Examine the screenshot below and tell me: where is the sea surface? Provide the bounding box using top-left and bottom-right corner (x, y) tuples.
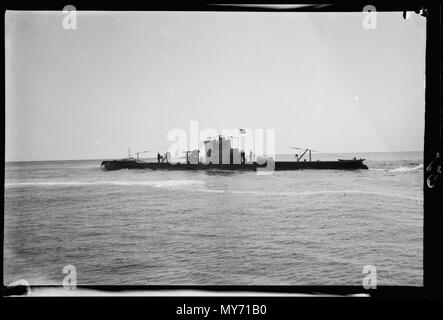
(4, 152), (423, 286)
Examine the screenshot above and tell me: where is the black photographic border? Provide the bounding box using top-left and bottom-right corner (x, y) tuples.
(1, 0), (441, 308)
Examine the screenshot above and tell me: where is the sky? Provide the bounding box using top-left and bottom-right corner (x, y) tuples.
(5, 11), (426, 161)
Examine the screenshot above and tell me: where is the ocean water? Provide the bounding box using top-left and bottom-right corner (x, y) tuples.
(4, 152), (423, 287)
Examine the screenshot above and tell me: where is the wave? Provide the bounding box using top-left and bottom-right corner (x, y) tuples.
(369, 164), (423, 172)
(195, 188), (423, 201)
(389, 164), (423, 172)
(5, 181), (422, 201)
(5, 180), (205, 188)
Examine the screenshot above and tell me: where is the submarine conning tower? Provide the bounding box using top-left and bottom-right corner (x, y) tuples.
(203, 135), (243, 165)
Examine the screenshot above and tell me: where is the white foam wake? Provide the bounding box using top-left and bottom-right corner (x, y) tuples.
(389, 164), (423, 172)
(370, 164), (423, 172)
(5, 180), (205, 188)
(195, 188), (423, 201)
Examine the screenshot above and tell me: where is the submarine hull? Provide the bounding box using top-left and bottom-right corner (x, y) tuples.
(274, 160), (368, 170)
(100, 159), (368, 171)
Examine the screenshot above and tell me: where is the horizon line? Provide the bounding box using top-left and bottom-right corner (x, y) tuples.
(4, 150), (424, 163)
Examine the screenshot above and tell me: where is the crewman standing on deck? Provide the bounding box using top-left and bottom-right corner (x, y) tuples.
(157, 152), (161, 163)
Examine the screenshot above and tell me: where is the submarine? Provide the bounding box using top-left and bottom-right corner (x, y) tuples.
(100, 135), (368, 171)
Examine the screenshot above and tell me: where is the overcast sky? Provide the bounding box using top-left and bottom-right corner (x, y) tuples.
(5, 11), (426, 161)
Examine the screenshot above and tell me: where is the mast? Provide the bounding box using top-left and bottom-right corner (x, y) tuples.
(219, 135), (222, 165)
(294, 147), (312, 162)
